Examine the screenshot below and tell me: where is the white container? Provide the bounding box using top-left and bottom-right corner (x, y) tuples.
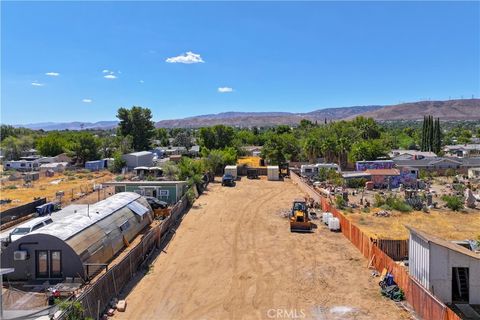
(224, 165), (238, 179)
(328, 217), (340, 231)
(267, 166), (280, 181)
(322, 212), (333, 225)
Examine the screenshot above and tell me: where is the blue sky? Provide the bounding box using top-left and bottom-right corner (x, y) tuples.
(2, 1), (479, 124)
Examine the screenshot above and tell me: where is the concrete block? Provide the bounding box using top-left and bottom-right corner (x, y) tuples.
(117, 300), (127, 312)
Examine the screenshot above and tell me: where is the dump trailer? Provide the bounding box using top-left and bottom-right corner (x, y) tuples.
(290, 199), (315, 232)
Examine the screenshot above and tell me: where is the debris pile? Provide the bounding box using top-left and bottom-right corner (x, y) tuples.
(375, 210), (391, 217)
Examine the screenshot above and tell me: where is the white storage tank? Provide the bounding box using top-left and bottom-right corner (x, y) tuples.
(224, 165), (238, 179)
(267, 166), (280, 181)
(328, 217), (340, 231)
(322, 212), (333, 225)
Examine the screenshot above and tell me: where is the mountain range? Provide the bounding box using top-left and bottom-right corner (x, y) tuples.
(13, 99), (480, 130)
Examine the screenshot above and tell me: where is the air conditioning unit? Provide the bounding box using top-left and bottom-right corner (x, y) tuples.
(14, 250), (28, 261)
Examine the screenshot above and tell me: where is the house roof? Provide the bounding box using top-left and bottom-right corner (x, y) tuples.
(444, 144), (480, 151)
(30, 192), (143, 241)
(341, 171), (372, 179)
(126, 151), (153, 157)
(407, 226), (480, 260)
(394, 157), (469, 168)
(365, 168), (400, 176)
(39, 162), (68, 168)
(102, 180), (187, 186)
(243, 145), (263, 152)
(390, 149), (437, 158)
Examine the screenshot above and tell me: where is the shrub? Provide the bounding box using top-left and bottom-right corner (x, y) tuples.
(335, 195), (347, 209)
(441, 195), (464, 211)
(346, 178), (367, 189)
(4, 185), (17, 190)
(385, 195), (412, 212)
(373, 193), (385, 207)
(361, 207), (370, 214)
(115, 175), (125, 181)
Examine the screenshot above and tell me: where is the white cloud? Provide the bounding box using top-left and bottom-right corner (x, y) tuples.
(82, 99), (93, 103)
(31, 81), (44, 87)
(218, 87), (233, 93)
(166, 51), (204, 64)
(139, 80), (144, 83)
(104, 74), (117, 79)
(45, 72), (60, 76)
(102, 69), (110, 73)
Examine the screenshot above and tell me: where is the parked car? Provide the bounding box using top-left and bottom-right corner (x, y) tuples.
(9, 216), (53, 242)
(222, 173), (236, 187)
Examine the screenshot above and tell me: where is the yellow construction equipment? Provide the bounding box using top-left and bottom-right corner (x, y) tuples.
(290, 199), (315, 232)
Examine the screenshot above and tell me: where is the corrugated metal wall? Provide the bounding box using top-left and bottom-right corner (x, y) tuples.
(409, 232), (430, 289)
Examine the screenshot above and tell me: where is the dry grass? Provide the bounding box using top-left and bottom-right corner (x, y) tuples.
(346, 208), (480, 240)
(0, 171), (114, 211)
(237, 156), (264, 167)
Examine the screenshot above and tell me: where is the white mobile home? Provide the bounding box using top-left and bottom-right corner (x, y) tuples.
(408, 227), (480, 305)
(3, 160), (39, 172)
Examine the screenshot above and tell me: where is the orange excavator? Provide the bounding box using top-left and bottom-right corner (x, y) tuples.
(290, 199), (315, 232)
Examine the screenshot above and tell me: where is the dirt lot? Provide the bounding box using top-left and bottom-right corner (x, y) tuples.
(346, 208), (480, 240)
(0, 171), (114, 211)
(326, 185), (480, 240)
(115, 178), (409, 320)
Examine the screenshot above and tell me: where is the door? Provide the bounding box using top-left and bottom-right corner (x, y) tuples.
(50, 251), (62, 278)
(35, 250), (62, 279)
(36, 251), (49, 278)
(452, 267), (469, 303)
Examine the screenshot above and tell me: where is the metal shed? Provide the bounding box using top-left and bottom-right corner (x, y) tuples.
(0, 192), (153, 281)
(408, 227), (480, 305)
(122, 151), (154, 170)
(224, 165), (238, 179)
(267, 166), (280, 181)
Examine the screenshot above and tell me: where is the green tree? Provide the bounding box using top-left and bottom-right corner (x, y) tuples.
(199, 125), (235, 150)
(1, 136), (34, 160)
(352, 116), (381, 140)
(36, 133), (67, 156)
(303, 135), (321, 163)
(202, 147), (237, 174)
(349, 139), (388, 162)
(111, 151), (126, 173)
(172, 131), (193, 148)
(99, 136), (116, 158)
(154, 128), (169, 146)
(69, 132), (99, 165)
(117, 106), (155, 151)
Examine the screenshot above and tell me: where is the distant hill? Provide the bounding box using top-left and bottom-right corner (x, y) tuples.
(13, 99), (480, 130)
(15, 121), (118, 131)
(155, 105), (383, 128)
(354, 99), (480, 121)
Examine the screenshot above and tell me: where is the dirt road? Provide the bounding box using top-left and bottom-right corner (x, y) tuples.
(116, 178), (409, 320)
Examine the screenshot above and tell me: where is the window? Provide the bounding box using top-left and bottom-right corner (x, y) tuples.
(120, 220), (130, 232)
(115, 186), (126, 193)
(20, 163), (26, 167)
(32, 223), (44, 231)
(50, 251), (62, 277)
(36, 251), (49, 278)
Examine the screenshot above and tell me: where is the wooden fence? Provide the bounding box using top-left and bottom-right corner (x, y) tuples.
(0, 197), (46, 224)
(58, 192), (191, 320)
(290, 171), (462, 320)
